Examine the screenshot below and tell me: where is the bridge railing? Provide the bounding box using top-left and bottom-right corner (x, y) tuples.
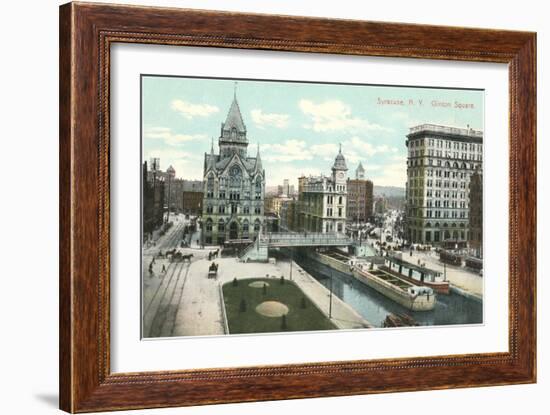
(260, 232), (351, 246)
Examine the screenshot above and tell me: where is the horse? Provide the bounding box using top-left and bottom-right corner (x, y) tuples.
(181, 253), (194, 262)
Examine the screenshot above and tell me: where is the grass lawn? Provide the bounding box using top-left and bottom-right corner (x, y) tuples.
(222, 277), (336, 334)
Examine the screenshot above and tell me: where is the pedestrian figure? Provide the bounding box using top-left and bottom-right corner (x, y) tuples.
(162, 264), (166, 273)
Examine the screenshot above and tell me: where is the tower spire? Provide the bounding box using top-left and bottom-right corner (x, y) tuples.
(255, 142), (263, 171)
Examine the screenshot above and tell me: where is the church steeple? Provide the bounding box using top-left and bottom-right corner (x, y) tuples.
(221, 83), (246, 139)
(219, 84), (248, 158)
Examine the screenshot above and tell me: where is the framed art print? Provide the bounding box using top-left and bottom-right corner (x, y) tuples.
(59, 2), (536, 412)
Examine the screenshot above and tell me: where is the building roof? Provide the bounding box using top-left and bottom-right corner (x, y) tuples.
(407, 124), (483, 143)
(332, 145), (348, 171)
(222, 96), (246, 135)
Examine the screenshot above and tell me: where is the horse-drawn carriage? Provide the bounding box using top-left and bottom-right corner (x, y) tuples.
(166, 249), (193, 263)
(208, 262), (218, 279)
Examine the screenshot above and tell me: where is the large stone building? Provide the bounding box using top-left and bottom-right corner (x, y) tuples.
(181, 180), (203, 216)
(142, 161), (165, 239)
(298, 147), (348, 233)
(468, 168), (483, 257)
(405, 124), (483, 245)
(346, 162), (374, 223)
(201, 91), (265, 245)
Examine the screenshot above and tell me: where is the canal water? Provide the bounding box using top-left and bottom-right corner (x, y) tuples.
(297, 256), (483, 328)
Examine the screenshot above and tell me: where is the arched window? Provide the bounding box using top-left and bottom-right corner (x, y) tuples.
(254, 219), (261, 232)
(231, 127), (237, 140)
(207, 174), (214, 190)
(255, 176), (262, 200)
(205, 218), (213, 232)
(218, 219), (225, 232)
(206, 174), (215, 198)
(242, 220), (249, 236)
(229, 165), (242, 188)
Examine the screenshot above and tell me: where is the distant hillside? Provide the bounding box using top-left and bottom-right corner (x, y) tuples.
(373, 185), (405, 198)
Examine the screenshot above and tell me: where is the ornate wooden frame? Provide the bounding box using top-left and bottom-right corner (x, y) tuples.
(59, 2), (536, 412)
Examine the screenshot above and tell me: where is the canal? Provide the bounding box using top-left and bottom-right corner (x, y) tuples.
(296, 255), (483, 328)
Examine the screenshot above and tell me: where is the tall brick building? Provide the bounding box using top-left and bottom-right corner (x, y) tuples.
(346, 162), (374, 223)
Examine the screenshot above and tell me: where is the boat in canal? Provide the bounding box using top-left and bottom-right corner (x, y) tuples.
(307, 250), (436, 311)
(382, 255), (450, 295)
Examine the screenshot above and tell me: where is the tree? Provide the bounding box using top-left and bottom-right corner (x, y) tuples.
(232, 277), (238, 287)
(280, 276), (285, 285)
(262, 283), (267, 295)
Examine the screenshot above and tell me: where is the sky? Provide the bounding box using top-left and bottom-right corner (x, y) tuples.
(142, 76), (484, 188)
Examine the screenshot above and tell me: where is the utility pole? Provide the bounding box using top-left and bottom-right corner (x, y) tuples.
(289, 248), (293, 281)
(166, 174), (171, 223)
(329, 268), (333, 319)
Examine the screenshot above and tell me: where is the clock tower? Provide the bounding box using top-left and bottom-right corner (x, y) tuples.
(332, 143), (348, 186)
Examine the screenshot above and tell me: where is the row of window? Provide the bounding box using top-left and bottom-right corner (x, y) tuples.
(205, 205), (262, 214)
(410, 138), (482, 152)
(411, 210), (468, 219)
(427, 200), (467, 208)
(204, 218), (261, 232)
(326, 195), (344, 205)
(410, 149), (482, 160)
(205, 191), (262, 200)
(409, 158), (482, 168)
(325, 207), (344, 218)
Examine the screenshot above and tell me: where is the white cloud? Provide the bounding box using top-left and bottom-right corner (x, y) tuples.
(260, 139), (313, 162)
(171, 99), (219, 119)
(309, 143), (340, 162)
(344, 136), (399, 158)
(299, 99), (390, 133)
(144, 148), (203, 180)
(144, 127), (206, 147)
(251, 109), (289, 129)
(370, 162), (407, 187)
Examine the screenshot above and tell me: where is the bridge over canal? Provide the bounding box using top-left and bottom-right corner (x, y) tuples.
(239, 231), (352, 262)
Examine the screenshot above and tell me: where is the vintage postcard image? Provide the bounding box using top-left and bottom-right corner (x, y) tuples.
(141, 76), (484, 338)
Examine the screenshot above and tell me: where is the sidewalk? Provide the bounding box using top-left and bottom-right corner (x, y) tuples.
(408, 250), (483, 297)
(168, 256), (372, 337)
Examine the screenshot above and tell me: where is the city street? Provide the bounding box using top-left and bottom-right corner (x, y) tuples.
(142, 217), (371, 337)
